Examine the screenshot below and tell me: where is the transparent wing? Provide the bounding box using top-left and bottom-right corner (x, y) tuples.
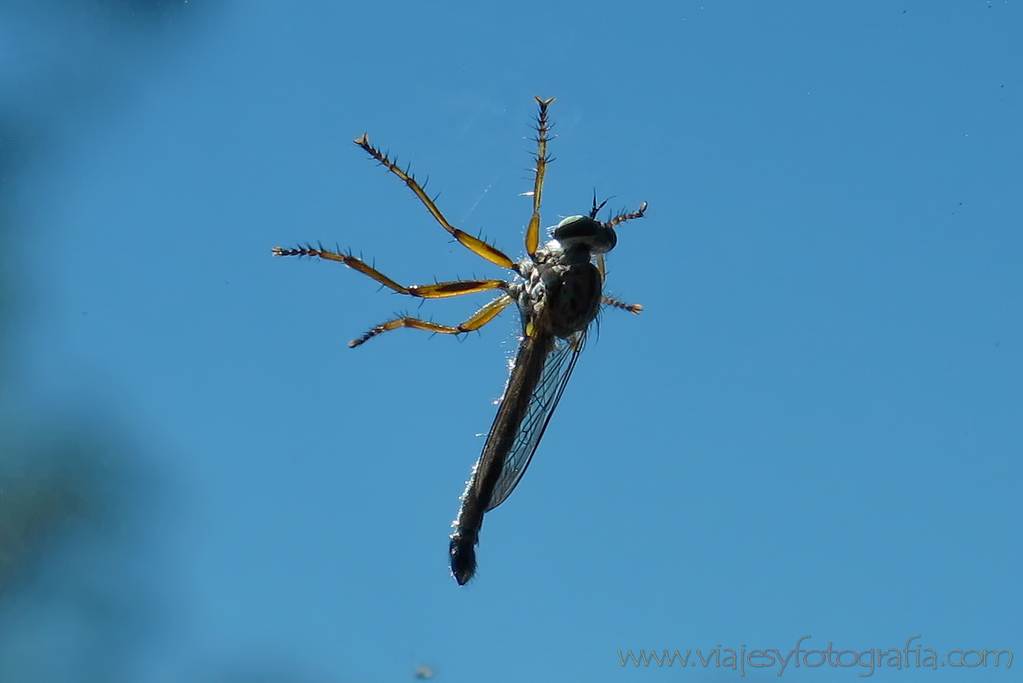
(485, 330), (586, 511)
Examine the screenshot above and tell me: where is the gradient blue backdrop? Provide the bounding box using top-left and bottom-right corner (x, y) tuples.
(6, 0), (1021, 680)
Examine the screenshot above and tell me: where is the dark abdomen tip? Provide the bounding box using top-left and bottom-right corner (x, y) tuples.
(449, 535), (477, 585)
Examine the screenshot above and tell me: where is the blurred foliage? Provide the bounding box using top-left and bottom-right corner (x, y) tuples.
(0, 0), (214, 681)
(0, 445), (91, 596)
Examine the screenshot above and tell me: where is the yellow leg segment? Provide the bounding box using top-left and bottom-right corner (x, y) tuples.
(353, 134), (515, 270)
(525, 96), (555, 257)
(272, 245), (507, 298)
(351, 294), (515, 347)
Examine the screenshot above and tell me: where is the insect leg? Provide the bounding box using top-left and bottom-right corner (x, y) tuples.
(606, 201), (648, 229)
(272, 245), (506, 299)
(602, 296), (643, 314)
(351, 293), (515, 347)
(524, 96), (555, 258)
(353, 134), (516, 270)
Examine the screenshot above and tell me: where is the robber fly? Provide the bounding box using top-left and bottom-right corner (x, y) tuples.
(273, 97), (646, 584)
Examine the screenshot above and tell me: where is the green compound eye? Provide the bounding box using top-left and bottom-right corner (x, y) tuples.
(553, 215), (617, 253)
(554, 215), (595, 233)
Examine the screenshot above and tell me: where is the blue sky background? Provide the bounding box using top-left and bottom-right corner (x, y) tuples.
(2, 0), (1020, 681)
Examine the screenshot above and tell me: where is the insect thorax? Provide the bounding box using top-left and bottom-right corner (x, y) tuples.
(511, 239), (604, 339)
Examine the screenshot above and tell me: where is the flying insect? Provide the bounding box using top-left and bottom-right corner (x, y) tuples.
(273, 97), (646, 584)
